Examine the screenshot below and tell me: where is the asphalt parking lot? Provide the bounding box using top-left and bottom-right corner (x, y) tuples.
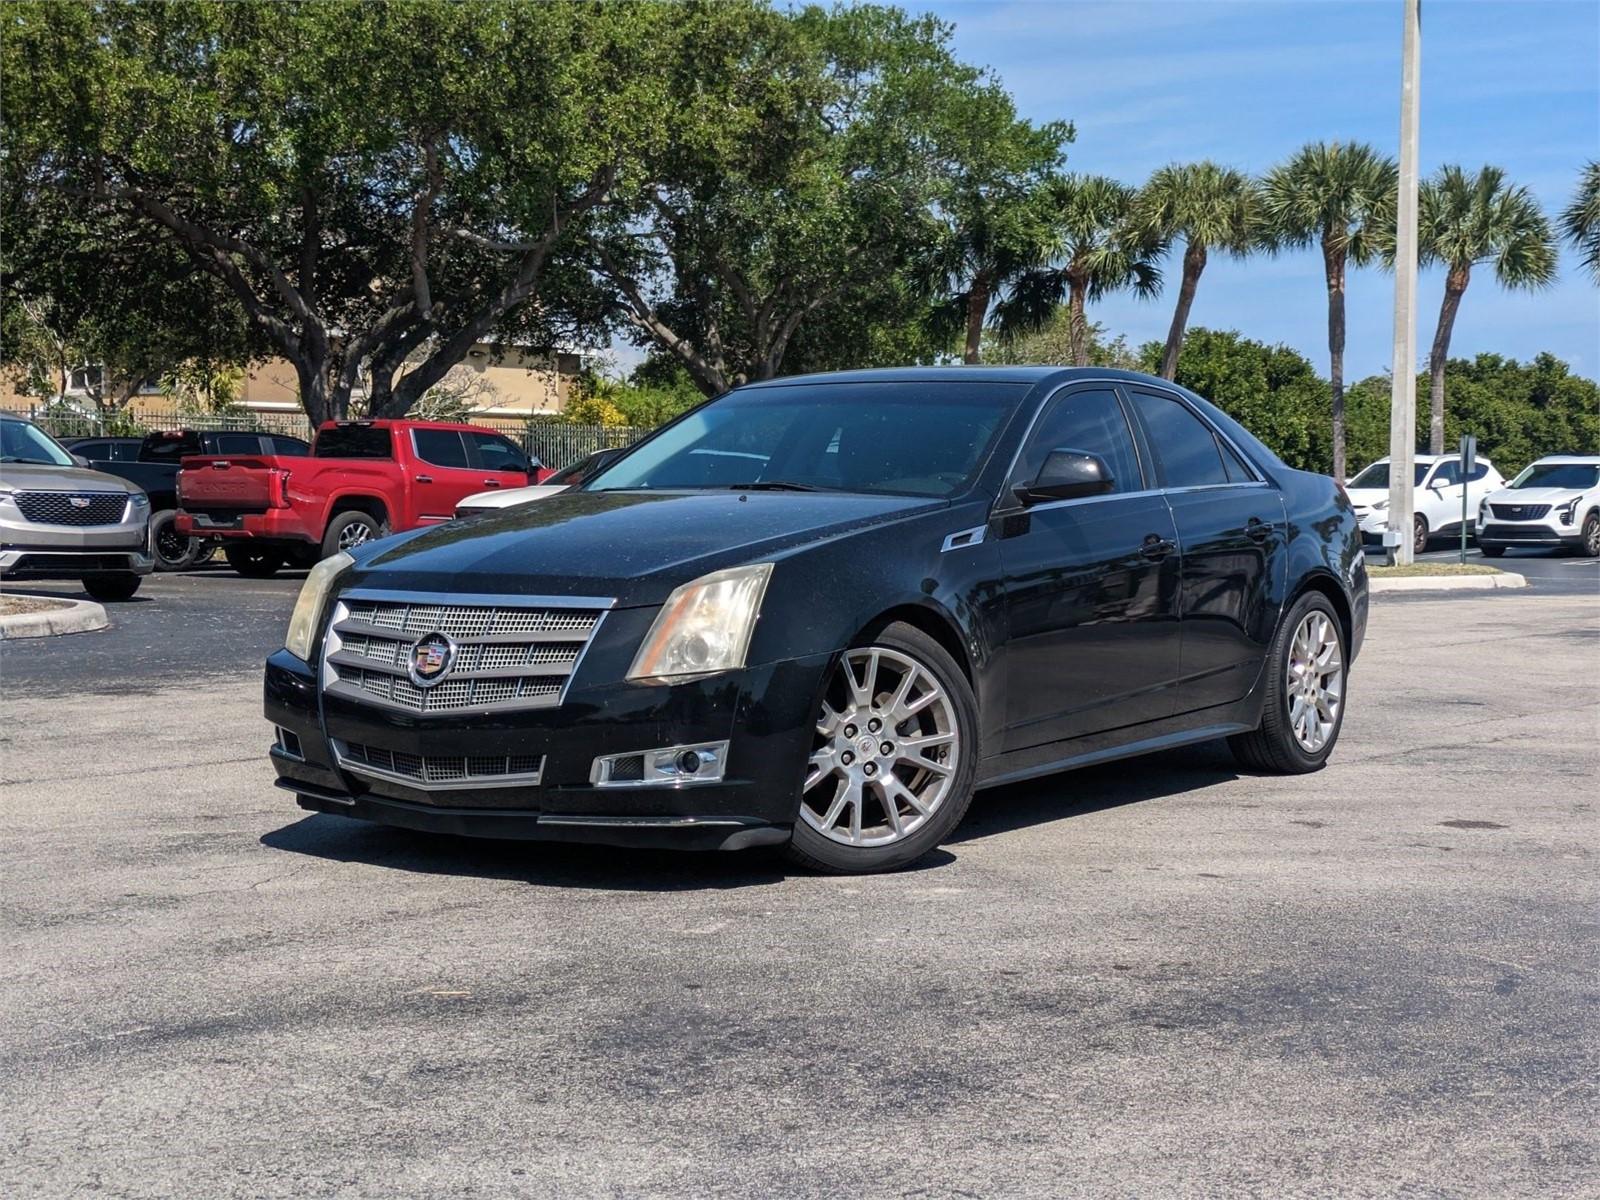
(2, 568), (1597, 1197)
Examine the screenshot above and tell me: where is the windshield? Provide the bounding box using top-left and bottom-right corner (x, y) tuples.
(1348, 461), (1430, 489)
(1509, 462), (1600, 491)
(587, 381), (1025, 498)
(0, 418), (74, 467)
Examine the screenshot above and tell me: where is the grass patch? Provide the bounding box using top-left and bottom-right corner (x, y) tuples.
(1367, 562), (1504, 578)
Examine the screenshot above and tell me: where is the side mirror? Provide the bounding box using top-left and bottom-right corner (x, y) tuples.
(1017, 449), (1114, 504)
(71, 453), (91, 468)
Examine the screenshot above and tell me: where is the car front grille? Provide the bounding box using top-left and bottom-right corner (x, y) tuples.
(1489, 503), (1551, 521)
(13, 491), (128, 526)
(320, 592), (611, 716)
(333, 739), (544, 789)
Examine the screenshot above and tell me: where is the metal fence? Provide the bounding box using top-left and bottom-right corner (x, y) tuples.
(3, 401), (651, 470)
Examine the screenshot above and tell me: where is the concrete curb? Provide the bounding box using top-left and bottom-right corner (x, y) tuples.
(0, 596), (110, 639)
(1369, 571), (1527, 593)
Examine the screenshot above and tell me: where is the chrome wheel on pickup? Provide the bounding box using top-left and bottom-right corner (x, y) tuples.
(787, 624), (978, 873)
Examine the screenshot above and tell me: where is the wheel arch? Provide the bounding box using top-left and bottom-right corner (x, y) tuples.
(325, 493), (391, 530)
(853, 601), (975, 687)
(1289, 570), (1353, 659)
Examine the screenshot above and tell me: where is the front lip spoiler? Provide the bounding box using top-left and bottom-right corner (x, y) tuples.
(278, 778), (790, 851)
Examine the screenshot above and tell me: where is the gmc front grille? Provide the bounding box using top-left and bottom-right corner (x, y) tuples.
(14, 491), (128, 526)
(320, 590), (613, 717)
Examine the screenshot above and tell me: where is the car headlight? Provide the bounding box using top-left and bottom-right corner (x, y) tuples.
(627, 562), (774, 684)
(1558, 498), (1579, 525)
(129, 492), (150, 509)
(284, 551), (353, 661)
(1371, 499), (1388, 511)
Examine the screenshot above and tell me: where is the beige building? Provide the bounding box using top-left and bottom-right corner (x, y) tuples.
(3, 344), (586, 424)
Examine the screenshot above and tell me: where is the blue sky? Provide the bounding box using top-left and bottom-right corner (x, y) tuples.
(919, 0), (1600, 380)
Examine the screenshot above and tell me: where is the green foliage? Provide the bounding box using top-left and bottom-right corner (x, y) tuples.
(1419, 166), (1558, 287)
(1559, 161), (1600, 284)
(165, 361), (247, 419)
(985, 310), (1140, 370)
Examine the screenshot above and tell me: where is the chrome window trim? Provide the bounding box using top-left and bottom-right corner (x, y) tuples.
(331, 739), (545, 791)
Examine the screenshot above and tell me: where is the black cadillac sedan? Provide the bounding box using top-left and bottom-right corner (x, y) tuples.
(267, 368), (1368, 873)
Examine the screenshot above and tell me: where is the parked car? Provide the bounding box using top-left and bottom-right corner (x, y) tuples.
(265, 367), (1368, 874)
(177, 419), (542, 576)
(454, 446), (625, 517)
(1476, 455), (1600, 557)
(1344, 453), (1504, 554)
(68, 429), (310, 571)
(1, 414), (154, 601)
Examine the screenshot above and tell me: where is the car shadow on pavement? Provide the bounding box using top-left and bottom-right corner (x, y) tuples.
(260, 814), (959, 890)
(948, 739), (1241, 844)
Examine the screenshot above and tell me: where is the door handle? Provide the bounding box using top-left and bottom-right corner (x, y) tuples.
(1246, 517), (1271, 543)
(482, 479), (502, 487)
(1139, 534), (1176, 560)
(414, 474), (433, 484)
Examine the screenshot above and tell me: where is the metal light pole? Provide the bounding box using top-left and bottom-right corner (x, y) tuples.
(1386, 0), (1421, 565)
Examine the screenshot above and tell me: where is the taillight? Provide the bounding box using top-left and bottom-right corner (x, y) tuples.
(271, 469), (292, 508)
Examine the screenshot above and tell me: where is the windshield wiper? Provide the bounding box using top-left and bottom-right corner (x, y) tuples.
(723, 481), (828, 492)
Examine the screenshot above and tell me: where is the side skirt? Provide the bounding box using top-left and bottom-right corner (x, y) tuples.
(975, 720), (1255, 791)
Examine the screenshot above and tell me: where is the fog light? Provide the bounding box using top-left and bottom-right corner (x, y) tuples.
(591, 741), (729, 787)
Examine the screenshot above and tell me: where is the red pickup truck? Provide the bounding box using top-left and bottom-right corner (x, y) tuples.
(177, 419), (546, 576)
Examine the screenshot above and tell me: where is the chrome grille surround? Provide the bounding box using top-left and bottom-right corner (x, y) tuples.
(320, 589), (614, 717)
(333, 739), (545, 790)
(14, 491), (129, 526)
(1489, 503), (1551, 521)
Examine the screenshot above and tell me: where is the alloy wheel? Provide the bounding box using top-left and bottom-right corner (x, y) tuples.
(1413, 514), (1428, 554)
(1285, 610), (1344, 753)
(154, 521), (198, 569)
(1585, 514), (1600, 556)
(800, 646), (960, 847)
(338, 520), (374, 550)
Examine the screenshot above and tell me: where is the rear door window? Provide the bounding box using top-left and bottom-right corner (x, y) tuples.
(270, 436), (310, 456)
(467, 431), (529, 473)
(1128, 391), (1230, 489)
(412, 429), (471, 468)
(214, 433), (264, 456)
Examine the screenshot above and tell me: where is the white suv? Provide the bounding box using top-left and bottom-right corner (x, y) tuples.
(1476, 455), (1600, 558)
(1345, 453), (1505, 555)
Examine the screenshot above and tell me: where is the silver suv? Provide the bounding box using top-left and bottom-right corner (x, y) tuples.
(1, 414), (154, 601)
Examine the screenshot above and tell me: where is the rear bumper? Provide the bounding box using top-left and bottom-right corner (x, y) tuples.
(177, 507), (317, 544)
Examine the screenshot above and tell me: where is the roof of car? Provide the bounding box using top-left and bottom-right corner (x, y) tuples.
(1530, 454), (1600, 464)
(737, 366), (1167, 389)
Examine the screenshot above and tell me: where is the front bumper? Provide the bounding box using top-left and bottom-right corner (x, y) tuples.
(0, 504), (152, 578)
(1476, 519), (1584, 547)
(265, 634), (832, 850)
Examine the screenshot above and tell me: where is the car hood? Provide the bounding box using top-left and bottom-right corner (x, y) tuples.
(349, 488), (945, 606)
(1344, 487), (1388, 507)
(1485, 486), (1588, 505)
(0, 461), (142, 494)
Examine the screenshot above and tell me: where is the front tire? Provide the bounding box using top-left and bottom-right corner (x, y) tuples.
(1229, 591), (1347, 774)
(1412, 513), (1429, 555)
(1479, 542), (1506, 558)
(149, 509), (201, 571)
(81, 573), (142, 602)
(784, 623), (978, 874)
(224, 545), (284, 578)
(1578, 512), (1600, 557)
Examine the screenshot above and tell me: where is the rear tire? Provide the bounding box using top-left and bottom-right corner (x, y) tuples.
(224, 545), (284, 578)
(81, 573), (141, 602)
(322, 510), (387, 558)
(1229, 591), (1347, 775)
(149, 509), (201, 571)
(784, 622), (978, 875)
(1479, 543), (1506, 558)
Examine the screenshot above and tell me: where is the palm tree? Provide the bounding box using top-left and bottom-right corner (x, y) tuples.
(1136, 162), (1262, 379)
(1418, 165), (1556, 454)
(996, 175), (1163, 367)
(1560, 161), (1600, 284)
(930, 189), (1059, 364)
(1262, 142), (1397, 479)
